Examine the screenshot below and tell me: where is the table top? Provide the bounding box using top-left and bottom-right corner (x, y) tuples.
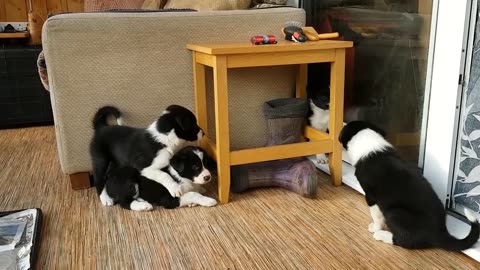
(187, 40), (353, 55)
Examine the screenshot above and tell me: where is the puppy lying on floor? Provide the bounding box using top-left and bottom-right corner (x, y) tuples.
(339, 121), (480, 251)
(105, 146), (217, 211)
(90, 105), (203, 206)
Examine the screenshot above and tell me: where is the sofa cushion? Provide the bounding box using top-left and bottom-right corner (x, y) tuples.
(164, 0), (251, 10)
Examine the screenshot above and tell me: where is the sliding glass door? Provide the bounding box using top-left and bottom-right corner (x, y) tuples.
(301, 0), (476, 209)
(301, 0), (480, 259)
(301, 0), (435, 166)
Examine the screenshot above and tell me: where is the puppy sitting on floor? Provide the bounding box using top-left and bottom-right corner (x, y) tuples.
(105, 146), (217, 211)
(339, 121), (479, 250)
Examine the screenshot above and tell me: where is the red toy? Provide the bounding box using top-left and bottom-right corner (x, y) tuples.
(250, 35), (278, 45)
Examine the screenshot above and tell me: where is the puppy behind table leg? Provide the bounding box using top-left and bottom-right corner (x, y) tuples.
(308, 94), (330, 164)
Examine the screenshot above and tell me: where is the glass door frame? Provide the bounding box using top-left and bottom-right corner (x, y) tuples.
(448, 0), (479, 213)
(423, 0), (472, 206)
(416, 0), (480, 261)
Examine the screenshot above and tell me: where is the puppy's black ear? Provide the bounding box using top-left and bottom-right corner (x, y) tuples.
(366, 122), (387, 138)
(156, 113), (174, 133)
(202, 149), (217, 171)
(175, 115), (185, 130)
(338, 126), (349, 150)
(169, 155), (185, 174)
(372, 126), (387, 138)
(175, 115), (196, 131)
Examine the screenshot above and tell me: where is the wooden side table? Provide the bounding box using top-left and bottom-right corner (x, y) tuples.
(187, 40), (353, 204)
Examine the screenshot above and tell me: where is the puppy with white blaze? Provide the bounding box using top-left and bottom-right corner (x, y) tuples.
(105, 146), (218, 211)
(90, 105), (203, 206)
(339, 121), (480, 250)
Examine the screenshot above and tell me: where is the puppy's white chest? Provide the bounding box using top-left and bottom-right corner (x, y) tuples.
(309, 106), (329, 132)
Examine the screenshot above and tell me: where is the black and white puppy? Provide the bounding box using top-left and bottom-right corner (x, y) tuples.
(105, 146), (217, 211)
(90, 105), (203, 206)
(339, 121), (480, 250)
(308, 94), (330, 164)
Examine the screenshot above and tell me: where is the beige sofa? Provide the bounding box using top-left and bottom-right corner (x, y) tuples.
(42, 7), (305, 188)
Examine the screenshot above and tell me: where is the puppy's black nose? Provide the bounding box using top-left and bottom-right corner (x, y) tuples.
(201, 129), (205, 136)
(204, 175), (211, 182)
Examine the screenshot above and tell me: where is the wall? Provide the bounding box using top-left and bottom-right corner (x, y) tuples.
(1, 0), (299, 24)
(0, 0), (84, 44)
(0, 0), (84, 22)
(1, 0), (298, 44)
(287, 0), (299, 7)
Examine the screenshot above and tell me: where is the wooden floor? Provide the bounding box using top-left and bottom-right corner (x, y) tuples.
(0, 126), (479, 270)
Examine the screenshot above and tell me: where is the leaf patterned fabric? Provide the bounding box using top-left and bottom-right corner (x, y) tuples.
(454, 5), (480, 212)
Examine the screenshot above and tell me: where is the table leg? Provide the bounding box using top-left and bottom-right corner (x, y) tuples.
(213, 56), (231, 203)
(296, 64), (309, 143)
(296, 64), (308, 98)
(193, 53), (208, 148)
(329, 49), (346, 186)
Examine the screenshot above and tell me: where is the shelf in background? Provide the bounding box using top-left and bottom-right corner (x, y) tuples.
(0, 32), (30, 39)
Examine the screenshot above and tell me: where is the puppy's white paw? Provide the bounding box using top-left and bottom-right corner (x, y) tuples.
(166, 182), (183, 197)
(130, 200), (154, 211)
(373, 230), (393, 244)
(179, 192), (216, 207)
(199, 197), (217, 207)
(368, 223), (382, 233)
(316, 153), (329, 164)
(100, 188), (114, 206)
(101, 197), (114, 206)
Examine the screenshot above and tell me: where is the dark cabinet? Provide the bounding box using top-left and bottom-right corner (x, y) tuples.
(0, 45), (53, 129)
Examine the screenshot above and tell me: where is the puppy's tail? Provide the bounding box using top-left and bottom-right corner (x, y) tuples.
(437, 208), (479, 251)
(93, 106), (122, 130)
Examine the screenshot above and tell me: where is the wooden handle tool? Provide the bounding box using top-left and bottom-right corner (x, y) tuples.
(302, 26), (339, 41)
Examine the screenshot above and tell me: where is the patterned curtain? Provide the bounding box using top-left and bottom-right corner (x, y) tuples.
(454, 4), (480, 212)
